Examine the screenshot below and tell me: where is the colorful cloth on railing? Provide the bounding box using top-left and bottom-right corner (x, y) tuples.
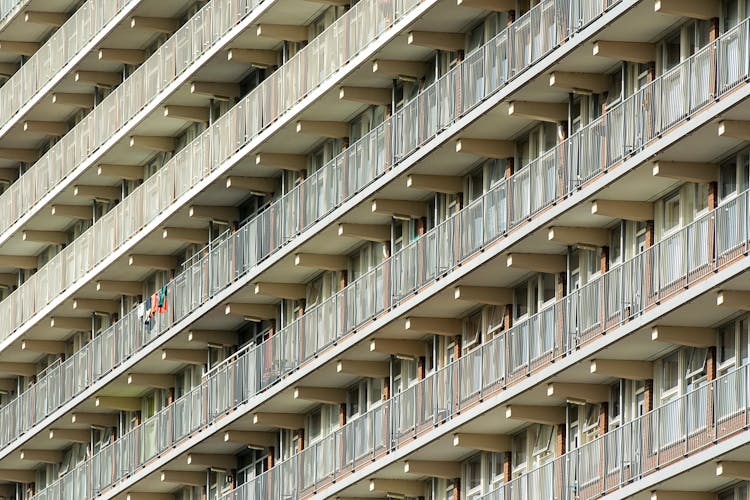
(142, 286), (168, 328)
(157, 285), (168, 313)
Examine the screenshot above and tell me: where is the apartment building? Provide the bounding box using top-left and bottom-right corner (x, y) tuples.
(1, 0), (750, 499)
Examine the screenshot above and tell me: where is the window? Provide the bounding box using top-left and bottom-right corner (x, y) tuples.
(660, 352), (679, 400)
(662, 192), (681, 233)
(605, 68), (622, 109)
(307, 408), (322, 443)
(487, 159), (505, 188)
(464, 455), (483, 499)
(486, 305), (504, 337)
(463, 312), (482, 350)
(582, 404), (600, 443)
(514, 283), (529, 318)
(609, 223), (622, 265)
(661, 32), (681, 72)
(467, 167), (484, 202)
(511, 432), (528, 474)
(695, 182), (710, 214)
(532, 424), (555, 457)
(568, 408), (580, 450)
(609, 383), (621, 427)
(369, 378), (384, 407)
(685, 347), (707, 381)
(541, 273), (556, 303)
(490, 452), (505, 488)
(307, 277), (323, 307)
(348, 385), (361, 418)
(719, 325), (736, 367)
(723, 0), (740, 31)
(720, 161), (738, 200)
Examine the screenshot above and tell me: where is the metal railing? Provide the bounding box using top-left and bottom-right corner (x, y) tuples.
(0, 0), (140, 139)
(0, 0), (623, 347)
(487, 365), (748, 500)
(0, 0), (422, 260)
(22, 2), (632, 496)
(0, 0), (609, 416)
(9, 0), (748, 483)
(0, 0), (29, 29)
(0, 0), (624, 458)
(0, 0), (431, 343)
(226, 203), (750, 500)
(0, 0), (257, 240)
(28, 113), (750, 500)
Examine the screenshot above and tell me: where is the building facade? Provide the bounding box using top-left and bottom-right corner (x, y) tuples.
(0, 0), (748, 499)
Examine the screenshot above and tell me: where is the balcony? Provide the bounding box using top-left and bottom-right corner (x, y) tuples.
(0, 0), (439, 336)
(0, 0), (740, 478)
(0, 0), (143, 141)
(489, 363), (749, 500)
(0, 0), (29, 30)
(0, 0), (634, 462)
(0, 0), (252, 244)
(32, 182), (750, 499)
(26, 60), (750, 495)
(0, 0), (625, 364)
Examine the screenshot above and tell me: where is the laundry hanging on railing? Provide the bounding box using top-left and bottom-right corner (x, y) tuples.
(136, 286), (168, 327)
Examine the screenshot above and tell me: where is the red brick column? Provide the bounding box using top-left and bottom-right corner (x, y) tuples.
(556, 271), (567, 356)
(706, 346), (717, 434)
(556, 423), (566, 456)
(502, 451), (512, 488)
(645, 221), (656, 303)
(643, 379), (654, 467)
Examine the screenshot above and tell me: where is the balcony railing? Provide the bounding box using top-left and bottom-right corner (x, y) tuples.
(0, 0), (253, 240)
(0, 0), (622, 462)
(0, 0), (434, 340)
(209, 188), (750, 500)
(487, 364), (750, 500)
(4, 0), (741, 481)
(27, 74), (750, 499)
(0, 0), (29, 28)
(0, 0), (423, 247)
(0, 0), (139, 138)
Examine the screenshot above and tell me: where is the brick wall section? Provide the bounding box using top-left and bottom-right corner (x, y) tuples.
(707, 346), (717, 429)
(556, 423), (566, 456)
(452, 478), (461, 500)
(644, 379), (654, 412)
(600, 247), (609, 274)
(598, 402), (609, 436)
(502, 451), (512, 481)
